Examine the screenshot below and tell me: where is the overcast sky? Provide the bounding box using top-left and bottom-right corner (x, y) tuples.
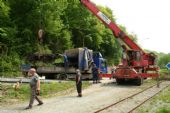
(91, 0), (170, 54)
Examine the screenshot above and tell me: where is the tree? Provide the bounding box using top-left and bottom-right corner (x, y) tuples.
(0, 0), (16, 55)
(0, 0), (143, 77)
(8, 0), (40, 55)
(158, 54), (170, 68)
(8, 0), (73, 55)
(40, 0), (72, 53)
(64, 1), (122, 65)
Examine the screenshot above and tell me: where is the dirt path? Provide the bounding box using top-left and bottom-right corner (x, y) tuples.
(0, 79), (157, 113)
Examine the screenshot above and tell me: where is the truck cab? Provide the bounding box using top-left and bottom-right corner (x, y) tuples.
(93, 52), (107, 74)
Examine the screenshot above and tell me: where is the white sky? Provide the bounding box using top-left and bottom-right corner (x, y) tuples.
(91, 0), (170, 54)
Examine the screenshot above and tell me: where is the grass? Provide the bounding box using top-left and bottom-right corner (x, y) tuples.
(138, 86), (170, 113)
(159, 87), (170, 103)
(156, 107), (170, 113)
(159, 69), (169, 74)
(159, 69), (170, 80)
(138, 108), (149, 113)
(0, 81), (91, 106)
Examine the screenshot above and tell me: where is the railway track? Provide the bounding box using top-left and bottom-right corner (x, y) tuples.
(94, 81), (170, 113)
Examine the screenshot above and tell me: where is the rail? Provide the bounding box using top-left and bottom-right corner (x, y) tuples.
(94, 81), (169, 113)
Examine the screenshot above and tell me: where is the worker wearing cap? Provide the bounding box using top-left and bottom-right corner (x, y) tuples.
(75, 69), (82, 97)
(25, 68), (43, 109)
(92, 63), (98, 84)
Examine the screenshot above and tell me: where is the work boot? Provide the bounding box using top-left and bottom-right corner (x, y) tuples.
(78, 93), (82, 97)
(37, 102), (43, 106)
(25, 105), (32, 109)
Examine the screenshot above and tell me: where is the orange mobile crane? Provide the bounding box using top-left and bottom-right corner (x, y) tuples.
(80, 0), (159, 85)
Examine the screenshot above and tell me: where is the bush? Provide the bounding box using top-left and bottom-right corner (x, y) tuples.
(0, 54), (22, 77)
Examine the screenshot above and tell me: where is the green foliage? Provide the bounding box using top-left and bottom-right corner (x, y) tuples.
(158, 54), (170, 68)
(0, 0), (9, 14)
(156, 107), (170, 113)
(64, 1), (122, 65)
(42, 0), (72, 53)
(0, 0), (10, 26)
(0, 0), (144, 76)
(0, 53), (22, 77)
(9, 0), (41, 55)
(159, 69), (169, 74)
(0, 81), (90, 104)
(159, 87), (170, 103)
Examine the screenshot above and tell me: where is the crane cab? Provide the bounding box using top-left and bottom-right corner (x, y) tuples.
(127, 50), (148, 68)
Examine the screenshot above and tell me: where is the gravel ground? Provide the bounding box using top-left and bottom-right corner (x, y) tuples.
(0, 79), (157, 113)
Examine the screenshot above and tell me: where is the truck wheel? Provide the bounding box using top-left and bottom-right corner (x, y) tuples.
(136, 77), (143, 86)
(116, 78), (124, 85)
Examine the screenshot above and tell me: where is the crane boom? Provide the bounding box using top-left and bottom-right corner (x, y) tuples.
(80, 0), (143, 52)
(80, 0), (159, 86)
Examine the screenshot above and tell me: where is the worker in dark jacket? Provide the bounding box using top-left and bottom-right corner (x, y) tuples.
(25, 68), (43, 109)
(75, 69), (82, 97)
(92, 63), (98, 84)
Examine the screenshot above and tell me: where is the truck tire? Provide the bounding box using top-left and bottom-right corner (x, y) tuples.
(135, 77), (143, 86)
(116, 78), (124, 85)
